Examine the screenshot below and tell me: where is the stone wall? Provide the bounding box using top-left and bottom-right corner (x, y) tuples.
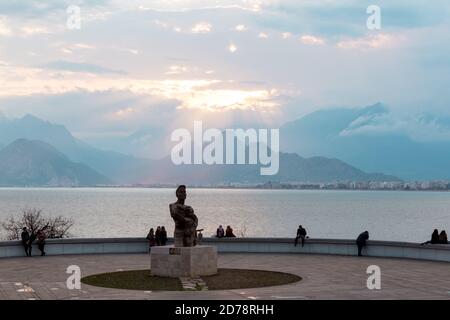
(0, 237), (449, 262)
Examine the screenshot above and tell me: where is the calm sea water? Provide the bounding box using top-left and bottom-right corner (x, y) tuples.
(0, 188), (449, 242)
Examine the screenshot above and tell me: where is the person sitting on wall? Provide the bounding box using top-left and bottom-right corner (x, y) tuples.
(421, 229), (440, 245)
(216, 225), (225, 238)
(439, 230), (448, 244)
(356, 231), (369, 257)
(146, 228), (156, 252)
(294, 225), (307, 247)
(225, 225), (236, 237)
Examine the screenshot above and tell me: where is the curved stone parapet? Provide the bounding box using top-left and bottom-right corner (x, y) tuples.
(0, 237), (449, 262)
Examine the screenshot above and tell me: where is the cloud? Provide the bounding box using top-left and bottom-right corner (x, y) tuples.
(234, 24), (247, 31)
(256, 0), (450, 38)
(0, 19), (13, 36)
(1, 0), (450, 142)
(258, 32), (269, 39)
(72, 43), (96, 50)
(0, 62), (282, 112)
(134, 0), (263, 13)
(42, 60), (126, 75)
(20, 26), (51, 36)
(190, 22), (212, 33)
(300, 35), (325, 45)
(281, 32), (292, 39)
(153, 19), (169, 28)
(114, 107), (135, 117)
(165, 65), (188, 75)
(339, 109), (450, 142)
(337, 33), (402, 50)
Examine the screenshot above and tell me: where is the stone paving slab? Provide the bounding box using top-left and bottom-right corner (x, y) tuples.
(0, 253), (449, 300)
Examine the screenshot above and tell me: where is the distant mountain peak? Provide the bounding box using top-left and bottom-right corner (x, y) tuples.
(0, 139), (111, 187)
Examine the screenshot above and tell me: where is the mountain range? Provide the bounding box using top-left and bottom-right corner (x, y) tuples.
(0, 113), (398, 186)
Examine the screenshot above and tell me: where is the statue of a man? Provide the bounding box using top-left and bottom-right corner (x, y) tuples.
(169, 185), (198, 247)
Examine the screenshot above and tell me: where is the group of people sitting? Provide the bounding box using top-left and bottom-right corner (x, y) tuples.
(216, 225), (236, 238)
(146, 226), (168, 250)
(421, 229), (448, 245)
(20, 226), (47, 257)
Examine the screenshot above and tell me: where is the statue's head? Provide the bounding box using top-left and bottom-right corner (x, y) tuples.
(176, 185), (187, 200)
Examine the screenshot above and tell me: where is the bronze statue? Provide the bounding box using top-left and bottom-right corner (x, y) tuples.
(169, 185), (198, 247)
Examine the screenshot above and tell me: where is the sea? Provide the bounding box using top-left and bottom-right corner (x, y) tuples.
(0, 188), (449, 243)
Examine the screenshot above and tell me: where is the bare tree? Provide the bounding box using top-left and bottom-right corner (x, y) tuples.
(1, 208), (74, 240)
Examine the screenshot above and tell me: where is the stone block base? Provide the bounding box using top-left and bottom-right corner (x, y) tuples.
(150, 245), (217, 278)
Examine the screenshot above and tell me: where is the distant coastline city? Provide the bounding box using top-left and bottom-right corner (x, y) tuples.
(119, 180), (450, 191)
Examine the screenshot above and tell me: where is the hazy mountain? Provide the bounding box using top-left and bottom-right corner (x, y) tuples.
(87, 125), (170, 159)
(138, 152), (398, 185)
(0, 113), (400, 185)
(0, 139), (111, 186)
(280, 103), (450, 180)
(0, 114), (146, 183)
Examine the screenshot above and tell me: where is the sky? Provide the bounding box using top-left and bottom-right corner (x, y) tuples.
(0, 0), (449, 149)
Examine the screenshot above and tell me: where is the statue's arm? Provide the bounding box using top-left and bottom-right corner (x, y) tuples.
(170, 204), (184, 221)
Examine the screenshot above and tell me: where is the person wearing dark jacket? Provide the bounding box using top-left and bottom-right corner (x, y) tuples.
(36, 229), (46, 256)
(160, 226), (168, 246)
(421, 229), (440, 245)
(155, 226), (162, 246)
(146, 228), (156, 252)
(225, 226), (236, 237)
(356, 231), (369, 256)
(439, 230), (448, 244)
(28, 231), (37, 257)
(294, 225), (307, 247)
(21, 227), (31, 257)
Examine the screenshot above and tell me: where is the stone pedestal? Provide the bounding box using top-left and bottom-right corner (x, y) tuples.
(150, 245), (217, 278)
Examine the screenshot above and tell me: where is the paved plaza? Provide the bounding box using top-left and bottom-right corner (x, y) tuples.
(0, 253), (449, 300)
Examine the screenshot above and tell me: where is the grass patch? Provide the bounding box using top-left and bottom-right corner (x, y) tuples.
(81, 269), (301, 291)
(205, 268), (301, 290)
(82, 269), (183, 291)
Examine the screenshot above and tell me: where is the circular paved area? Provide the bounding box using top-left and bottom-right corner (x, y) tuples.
(0, 253), (449, 300)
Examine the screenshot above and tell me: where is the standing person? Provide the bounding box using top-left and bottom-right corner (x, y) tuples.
(294, 225), (307, 247)
(216, 225), (225, 238)
(421, 229), (440, 245)
(28, 230), (37, 257)
(155, 226), (162, 246)
(356, 231), (369, 256)
(160, 226), (168, 246)
(439, 230), (448, 244)
(225, 225), (236, 237)
(21, 227), (31, 257)
(146, 228), (156, 252)
(36, 229), (46, 256)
